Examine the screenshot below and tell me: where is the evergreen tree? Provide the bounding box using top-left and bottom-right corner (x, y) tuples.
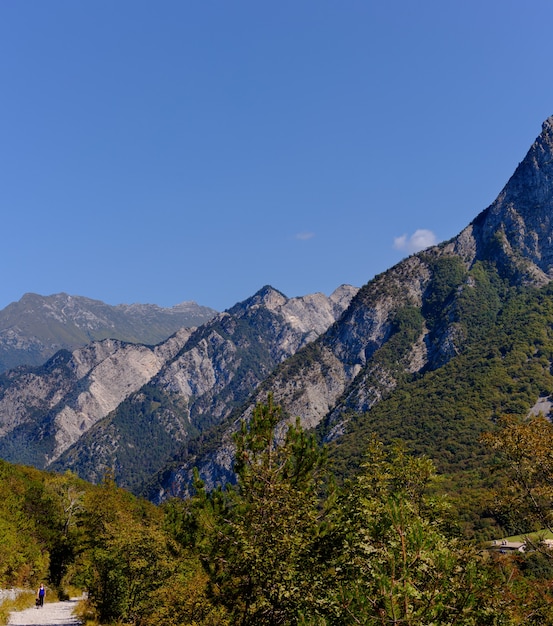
(190, 394), (333, 625)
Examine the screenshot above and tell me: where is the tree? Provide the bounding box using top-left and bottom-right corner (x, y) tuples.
(43, 472), (85, 590)
(326, 438), (503, 625)
(481, 416), (553, 623)
(0, 461), (53, 587)
(170, 401), (509, 625)
(482, 415), (553, 538)
(74, 475), (174, 624)
(190, 394), (333, 625)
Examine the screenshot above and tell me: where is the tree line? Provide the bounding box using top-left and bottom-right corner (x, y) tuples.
(3, 395), (553, 624)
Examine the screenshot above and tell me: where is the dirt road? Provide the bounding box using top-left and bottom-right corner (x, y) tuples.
(8, 598), (81, 625)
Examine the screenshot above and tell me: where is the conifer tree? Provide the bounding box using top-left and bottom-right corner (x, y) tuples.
(193, 394), (333, 625)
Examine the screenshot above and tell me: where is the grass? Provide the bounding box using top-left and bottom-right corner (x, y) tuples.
(499, 529), (553, 543)
(73, 596), (98, 626)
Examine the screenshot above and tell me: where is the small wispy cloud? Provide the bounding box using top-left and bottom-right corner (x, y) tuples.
(393, 229), (437, 254)
(295, 232), (315, 241)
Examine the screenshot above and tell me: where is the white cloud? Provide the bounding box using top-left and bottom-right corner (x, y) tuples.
(393, 229), (437, 253)
(295, 232), (315, 241)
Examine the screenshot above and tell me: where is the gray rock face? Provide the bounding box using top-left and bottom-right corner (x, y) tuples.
(153, 286), (359, 428)
(0, 285), (358, 487)
(0, 293), (217, 373)
(154, 116), (553, 501)
(0, 328), (192, 467)
(452, 116), (553, 283)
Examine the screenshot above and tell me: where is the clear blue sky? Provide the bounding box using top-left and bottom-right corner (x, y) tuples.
(2, 1), (553, 312)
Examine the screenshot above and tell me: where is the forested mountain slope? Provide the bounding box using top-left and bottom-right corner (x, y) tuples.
(150, 116), (553, 502)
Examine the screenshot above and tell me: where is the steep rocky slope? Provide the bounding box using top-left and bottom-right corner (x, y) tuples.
(450, 115), (553, 283)
(0, 292), (217, 372)
(51, 285), (357, 491)
(0, 328), (192, 467)
(150, 116), (553, 501)
(0, 286), (357, 488)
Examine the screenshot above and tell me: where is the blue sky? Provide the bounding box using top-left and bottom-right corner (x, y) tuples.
(2, 1), (553, 312)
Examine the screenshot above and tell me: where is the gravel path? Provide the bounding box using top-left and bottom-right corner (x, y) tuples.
(7, 599), (81, 625)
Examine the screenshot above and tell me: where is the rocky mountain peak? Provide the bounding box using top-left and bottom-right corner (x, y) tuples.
(329, 284), (360, 308)
(228, 286), (288, 314)
(494, 114), (553, 211)
(448, 116), (553, 285)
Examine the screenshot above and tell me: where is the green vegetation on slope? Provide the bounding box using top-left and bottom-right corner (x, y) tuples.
(329, 266), (553, 485)
(309, 263), (553, 544)
(51, 383), (197, 493)
(5, 397), (553, 624)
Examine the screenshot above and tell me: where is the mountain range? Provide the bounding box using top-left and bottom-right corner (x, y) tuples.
(2, 116), (553, 503)
(0, 285), (357, 492)
(0, 292), (217, 372)
(148, 116), (553, 502)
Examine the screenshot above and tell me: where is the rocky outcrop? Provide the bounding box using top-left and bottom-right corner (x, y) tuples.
(450, 116), (553, 283)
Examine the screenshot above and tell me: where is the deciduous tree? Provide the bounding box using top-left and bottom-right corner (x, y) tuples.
(326, 438), (503, 625)
(482, 415), (553, 538)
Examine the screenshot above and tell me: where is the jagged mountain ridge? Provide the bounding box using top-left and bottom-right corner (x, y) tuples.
(0, 328), (193, 467)
(50, 285), (357, 491)
(0, 285), (357, 488)
(0, 292), (218, 373)
(149, 116), (553, 501)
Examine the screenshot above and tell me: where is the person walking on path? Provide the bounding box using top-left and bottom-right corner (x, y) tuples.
(8, 596), (82, 625)
(37, 584), (45, 607)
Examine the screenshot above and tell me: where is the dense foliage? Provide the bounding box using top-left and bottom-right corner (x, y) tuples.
(5, 397), (553, 624)
(328, 270), (553, 536)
